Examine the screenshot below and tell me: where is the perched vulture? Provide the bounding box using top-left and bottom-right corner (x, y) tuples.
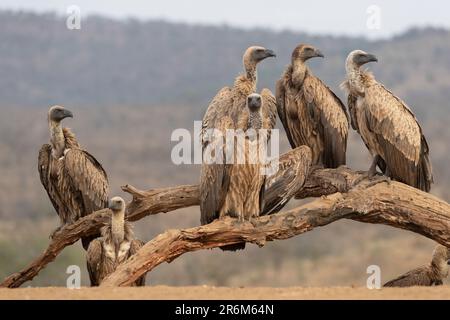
(38, 105), (109, 249)
(262, 145), (312, 215)
(86, 196), (145, 286)
(384, 245), (450, 287)
(341, 50), (433, 191)
(200, 46), (276, 230)
(201, 91), (276, 251)
(276, 44), (349, 168)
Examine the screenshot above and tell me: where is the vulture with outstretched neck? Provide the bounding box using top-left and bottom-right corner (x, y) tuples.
(86, 197), (145, 286)
(200, 46), (277, 234)
(384, 245), (450, 287)
(276, 44), (349, 168)
(38, 105), (109, 249)
(341, 50), (433, 191)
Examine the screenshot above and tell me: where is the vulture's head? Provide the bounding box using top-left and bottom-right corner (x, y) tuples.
(347, 50), (378, 68)
(48, 105), (73, 123)
(432, 245), (450, 266)
(109, 196), (125, 213)
(246, 93), (262, 112)
(291, 44), (324, 63)
(243, 46), (276, 69)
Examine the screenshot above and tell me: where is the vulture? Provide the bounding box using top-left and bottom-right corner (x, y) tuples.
(86, 196), (145, 286)
(201, 91), (277, 251)
(276, 44), (349, 168)
(200, 46), (276, 229)
(38, 105), (109, 249)
(384, 245), (450, 287)
(341, 50), (433, 191)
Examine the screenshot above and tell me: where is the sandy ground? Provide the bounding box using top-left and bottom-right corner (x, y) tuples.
(0, 286), (450, 300)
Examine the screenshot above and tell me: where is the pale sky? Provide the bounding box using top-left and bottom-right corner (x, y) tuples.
(1, 0), (449, 39)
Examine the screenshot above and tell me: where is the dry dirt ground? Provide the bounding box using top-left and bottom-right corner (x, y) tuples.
(0, 286), (450, 300)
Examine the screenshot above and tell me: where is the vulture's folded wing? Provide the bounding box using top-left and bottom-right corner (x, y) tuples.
(262, 146), (312, 215)
(303, 75), (349, 167)
(86, 238), (103, 286)
(200, 88), (234, 225)
(383, 266), (432, 287)
(261, 88), (277, 132)
(62, 148), (109, 214)
(200, 116), (233, 225)
(275, 78), (297, 148)
(364, 83), (432, 191)
(38, 144), (62, 215)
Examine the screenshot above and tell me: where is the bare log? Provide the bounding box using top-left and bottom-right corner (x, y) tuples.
(101, 179), (450, 287)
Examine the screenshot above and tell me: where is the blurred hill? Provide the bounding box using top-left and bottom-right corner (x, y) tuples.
(1, 11), (450, 119)
(0, 11), (449, 287)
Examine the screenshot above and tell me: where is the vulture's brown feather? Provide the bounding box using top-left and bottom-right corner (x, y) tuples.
(86, 223), (145, 286)
(276, 45), (349, 168)
(383, 245), (449, 287)
(38, 106), (109, 249)
(342, 51), (433, 191)
(200, 46), (276, 234)
(262, 145), (312, 215)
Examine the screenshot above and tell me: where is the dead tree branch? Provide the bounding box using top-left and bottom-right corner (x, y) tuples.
(2, 166), (449, 288)
(101, 178), (450, 286)
(0, 184), (199, 288)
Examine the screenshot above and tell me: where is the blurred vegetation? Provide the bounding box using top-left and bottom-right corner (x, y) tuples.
(0, 11), (449, 287)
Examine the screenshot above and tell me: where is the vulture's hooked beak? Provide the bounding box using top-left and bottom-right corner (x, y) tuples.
(362, 53), (378, 64)
(108, 199), (118, 211)
(314, 49), (324, 58)
(62, 109), (74, 119)
(264, 49), (276, 58)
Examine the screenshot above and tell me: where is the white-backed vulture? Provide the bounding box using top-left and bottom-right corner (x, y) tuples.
(200, 46), (277, 230)
(38, 105), (109, 249)
(383, 245), (450, 287)
(276, 44), (349, 168)
(86, 197), (145, 286)
(341, 50), (433, 191)
(201, 91), (276, 251)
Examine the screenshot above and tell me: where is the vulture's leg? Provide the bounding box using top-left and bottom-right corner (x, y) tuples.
(353, 155), (385, 187)
(368, 155), (381, 178)
(384, 166), (391, 177)
(364, 175), (391, 188)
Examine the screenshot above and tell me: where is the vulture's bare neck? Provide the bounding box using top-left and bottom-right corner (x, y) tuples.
(111, 209), (125, 247)
(345, 63), (368, 96)
(49, 120), (66, 159)
(291, 61), (308, 86)
(248, 110), (262, 130)
(431, 256), (449, 280)
(243, 58), (258, 87)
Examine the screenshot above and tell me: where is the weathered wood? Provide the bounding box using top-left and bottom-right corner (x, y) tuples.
(2, 166), (449, 288)
(100, 178), (450, 286)
(0, 209), (111, 288)
(0, 185), (199, 288)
